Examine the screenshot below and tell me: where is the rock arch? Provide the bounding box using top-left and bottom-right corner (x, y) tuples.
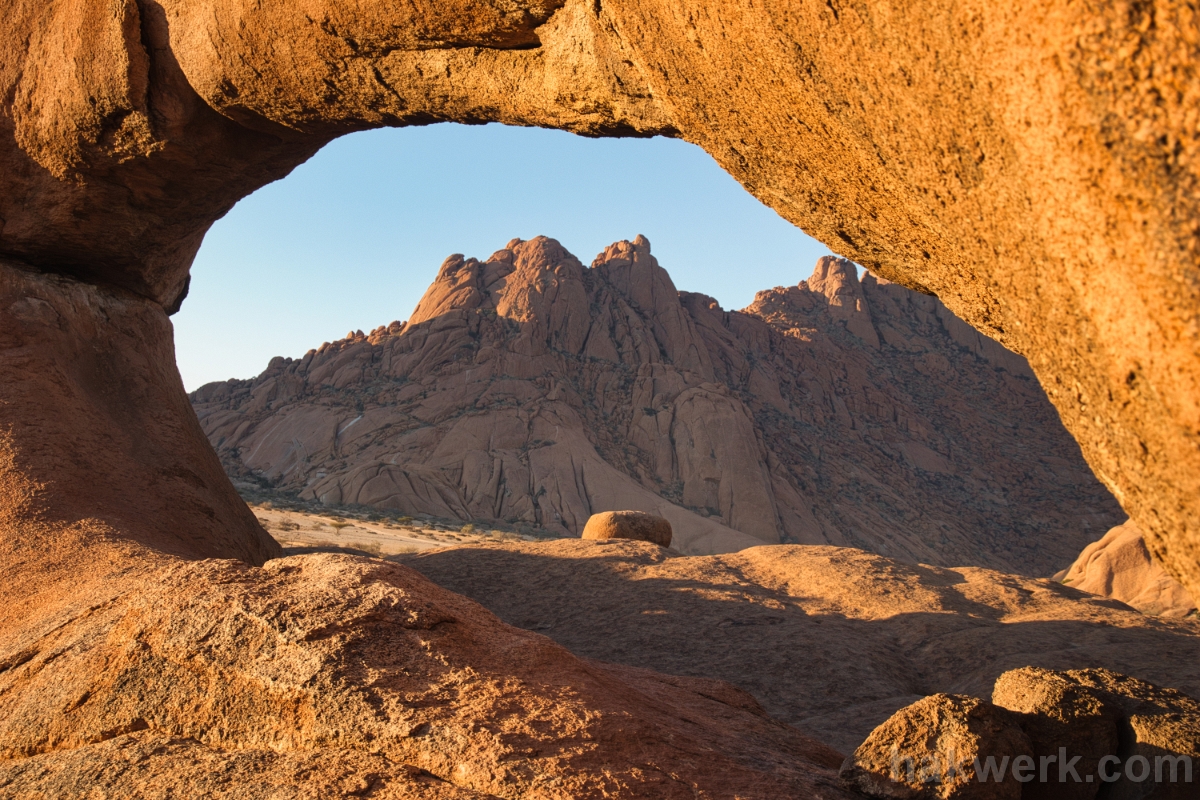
(2, 0), (1198, 596)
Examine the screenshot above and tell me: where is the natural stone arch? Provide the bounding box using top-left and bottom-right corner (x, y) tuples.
(1, 0), (1198, 597)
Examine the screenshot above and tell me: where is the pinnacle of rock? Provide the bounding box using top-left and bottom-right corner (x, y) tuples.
(192, 237), (1123, 573)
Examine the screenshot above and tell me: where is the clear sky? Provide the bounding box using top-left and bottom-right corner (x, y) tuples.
(173, 123), (835, 391)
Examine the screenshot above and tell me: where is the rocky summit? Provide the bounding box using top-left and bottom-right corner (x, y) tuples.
(193, 236), (1121, 574)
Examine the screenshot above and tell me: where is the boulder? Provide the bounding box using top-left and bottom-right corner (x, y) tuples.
(582, 510), (672, 547)
(844, 669), (1200, 800)
(1048, 670), (1200, 800)
(838, 694), (1032, 799)
(991, 667), (1120, 800)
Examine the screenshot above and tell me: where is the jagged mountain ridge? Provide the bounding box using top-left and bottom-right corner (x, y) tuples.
(191, 236), (1122, 572)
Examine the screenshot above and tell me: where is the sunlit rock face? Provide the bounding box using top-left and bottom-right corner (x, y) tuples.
(1056, 521), (1197, 619)
(193, 236), (1122, 574)
(2, 0), (1196, 595)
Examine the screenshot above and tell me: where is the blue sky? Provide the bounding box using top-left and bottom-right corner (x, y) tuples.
(173, 123), (834, 390)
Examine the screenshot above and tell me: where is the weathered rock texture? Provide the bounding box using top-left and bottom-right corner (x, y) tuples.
(0, 259), (278, 567)
(194, 236), (1120, 573)
(3, 0), (1198, 597)
(1056, 522), (1198, 619)
(581, 511), (672, 547)
(839, 693), (1032, 799)
(0, 453), (855, 797)
(991, 668), (1121, 800)
(846, 668), (1200, 800)
(3, 2), (1200, 792)
(397, 539), (1200, 756)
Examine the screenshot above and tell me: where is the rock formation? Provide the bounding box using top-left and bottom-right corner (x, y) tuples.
(3, 0), (1197, 598)
(0, 409), (855, 798)
(581, 511), (673, 547)
(839, 693), (1032, 799)
(397, 539), (1200, 756)
(0, 260), (278, 567)
(194, 236), (1121, 574)
(842, 667), (1200, 800)
(1056, 522), (1197, 619)
(3, 1), (1200, 792)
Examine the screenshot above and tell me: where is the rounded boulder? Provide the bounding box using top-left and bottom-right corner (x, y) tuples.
(582, 511), (672, 548)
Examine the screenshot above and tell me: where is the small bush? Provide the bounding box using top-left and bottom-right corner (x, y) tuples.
(460, 523), (476, 534)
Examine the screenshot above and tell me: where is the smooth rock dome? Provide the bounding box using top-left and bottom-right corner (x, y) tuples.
(582, 511), (672, 548)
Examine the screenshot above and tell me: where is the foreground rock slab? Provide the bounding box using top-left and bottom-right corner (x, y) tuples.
(0, 545), (854, 797)
(398, 539), (1200, 755)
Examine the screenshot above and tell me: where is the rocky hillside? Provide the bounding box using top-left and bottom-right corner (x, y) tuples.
(192, 236), (1122, 573)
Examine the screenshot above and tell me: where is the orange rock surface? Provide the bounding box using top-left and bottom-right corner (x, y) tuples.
(0, 260), (278, 568)
(0, 462), (854, 797)
(1057, 522), (1197, 619)
(581, 511), (673, 548)
(194, 237), (1121, 573)
(3, 0), (1197, 596)
(2, 1), (1200, 792)
(844, 667), (1200, 799)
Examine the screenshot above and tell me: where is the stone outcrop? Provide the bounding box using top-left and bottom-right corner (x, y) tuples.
(0, 259), (278, 568)
(581, 511), (672, 547)
(844, 668), (1200, 800)
(1056, 522), (1197, 619)
(3, 0), (1198, 598)
(4, 4), (1199, 791)
(397, 539), (1200, 756)
(839, 693), (1032, 799)
(0, 526), (854, 796)
(194, 236), (1121, 573)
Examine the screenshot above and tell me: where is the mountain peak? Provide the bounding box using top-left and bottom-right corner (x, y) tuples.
(192, 237), (1121, 572)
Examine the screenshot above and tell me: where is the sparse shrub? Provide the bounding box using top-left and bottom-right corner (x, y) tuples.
(330, 520), (352, 532)
(460, 523), (476, 534)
